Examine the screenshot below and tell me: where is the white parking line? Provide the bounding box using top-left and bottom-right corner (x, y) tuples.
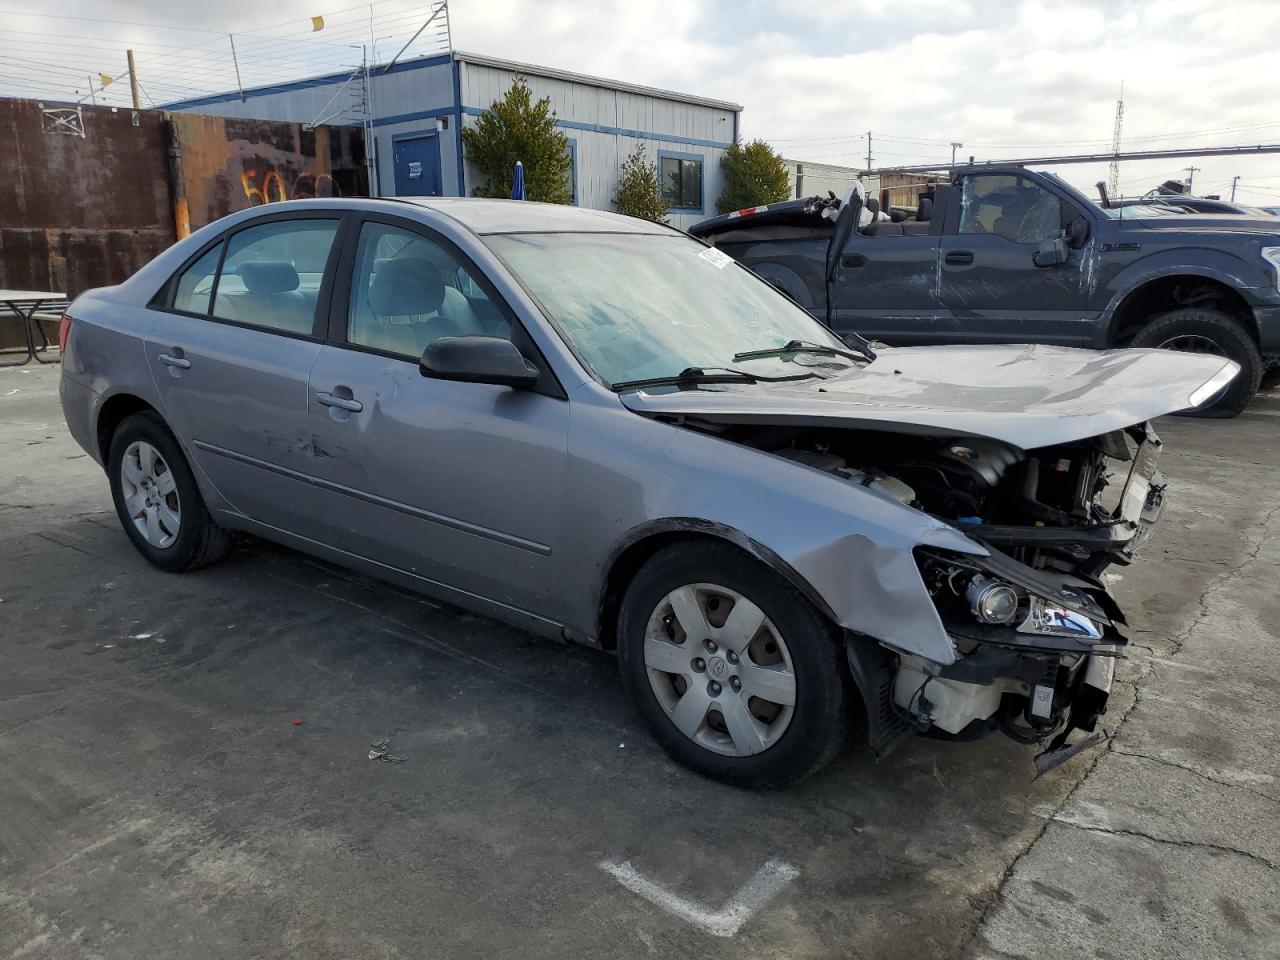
(599, 857), (799, 938)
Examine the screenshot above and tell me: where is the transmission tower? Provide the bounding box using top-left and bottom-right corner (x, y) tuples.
(1107, 82), (1124, 199)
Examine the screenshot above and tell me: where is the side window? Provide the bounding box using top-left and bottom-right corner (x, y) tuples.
(959, 175), (1062, 244)
(660, 154), (704, 211)
(346, 221), (510, 359)
(210, 219), (339, 335)
(172, 244), (222, 315)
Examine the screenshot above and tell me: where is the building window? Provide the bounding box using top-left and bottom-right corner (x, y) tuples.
(564, 139), (578, 205)
(660, 152), (703, 211)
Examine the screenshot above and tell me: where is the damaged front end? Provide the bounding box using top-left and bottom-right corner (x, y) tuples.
(753, 420), (1167, 773)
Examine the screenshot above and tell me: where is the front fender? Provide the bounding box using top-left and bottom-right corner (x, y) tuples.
(567, 395), (986, 665)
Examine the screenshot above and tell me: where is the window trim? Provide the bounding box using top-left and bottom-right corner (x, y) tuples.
(326, 212), (567, 399)
(658, 150), (705, 214)
(148, 209), (352, 343)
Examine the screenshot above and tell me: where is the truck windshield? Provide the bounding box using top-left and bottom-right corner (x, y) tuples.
(484, 232), (851, 388)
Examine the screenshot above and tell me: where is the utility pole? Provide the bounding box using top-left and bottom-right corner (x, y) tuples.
(1107, 82), (1124, 201)
(866, 131), (872, 172)
(950, 141), (963, 166)
(1184, 165), (1200, 191)
(1230, 175), (1240, 201)
(125, 49), (141, 110)
(229, 35), (246, 102)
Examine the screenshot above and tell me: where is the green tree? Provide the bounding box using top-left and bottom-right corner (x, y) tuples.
(716, 139), (792, 214)
(614, 144), (669, 223)
(462, 76), (572, 203)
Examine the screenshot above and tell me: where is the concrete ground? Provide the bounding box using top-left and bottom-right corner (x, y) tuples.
(1, 360), (1277, 960)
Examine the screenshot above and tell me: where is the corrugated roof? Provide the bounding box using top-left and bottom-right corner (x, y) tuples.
(454, 51), (742, 113)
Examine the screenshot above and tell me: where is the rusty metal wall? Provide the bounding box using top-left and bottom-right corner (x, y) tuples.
(169, 113), (367, 232)
(0, 100), (367, 317)
(0, 100), (177, 299)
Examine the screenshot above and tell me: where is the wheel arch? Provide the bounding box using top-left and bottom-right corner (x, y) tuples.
(1106, 272), (1258, 345)
(96, 393), (162, 465)
(593, 519), (839, 653)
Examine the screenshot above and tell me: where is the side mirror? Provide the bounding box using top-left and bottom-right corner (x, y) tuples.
(1065, 214), (1090, 248)
(1032, 236), (1070, 268)
(420, 336), (539, 389)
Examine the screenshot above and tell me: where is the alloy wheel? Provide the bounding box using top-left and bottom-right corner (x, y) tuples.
(643, 583), (796, 757)
(120, 440), (181, 548)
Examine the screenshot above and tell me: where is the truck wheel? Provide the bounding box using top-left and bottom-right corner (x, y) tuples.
(617, 541), (849, 788)
(1130, 307), (1262, 418)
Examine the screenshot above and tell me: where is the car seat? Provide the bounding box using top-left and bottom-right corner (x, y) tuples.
(217, 260), (315, 333)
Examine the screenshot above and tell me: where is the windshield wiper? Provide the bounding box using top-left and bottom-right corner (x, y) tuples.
(733, 338), (876, 364)
(611, 365), (820, 392)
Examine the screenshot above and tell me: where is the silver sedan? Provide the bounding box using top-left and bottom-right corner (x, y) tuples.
(59, 198), (1236, 786)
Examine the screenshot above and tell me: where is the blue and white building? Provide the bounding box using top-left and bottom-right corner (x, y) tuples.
(164, 50), (743, 230)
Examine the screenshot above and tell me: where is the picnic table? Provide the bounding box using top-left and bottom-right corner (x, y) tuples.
(1, 290), (69, 367)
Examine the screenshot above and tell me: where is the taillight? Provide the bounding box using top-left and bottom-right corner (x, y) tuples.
(58, 314), (72, 353)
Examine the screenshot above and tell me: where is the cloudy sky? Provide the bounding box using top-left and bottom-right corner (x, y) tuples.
(4, 0), (1280, 206)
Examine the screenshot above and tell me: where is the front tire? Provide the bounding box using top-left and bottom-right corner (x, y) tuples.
(618, 541), (849, 788)
(107, 412), (232, 572)
(1129, 307), (1262, 418)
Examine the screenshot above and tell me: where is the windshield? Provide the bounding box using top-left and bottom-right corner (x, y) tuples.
(483, 232), (850, 387)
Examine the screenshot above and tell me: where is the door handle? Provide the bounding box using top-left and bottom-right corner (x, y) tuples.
(944, 251), (974, 266)
(841, 254), (867, 268)
(316, 391), (363, 413)
(158, 352), (190, 369)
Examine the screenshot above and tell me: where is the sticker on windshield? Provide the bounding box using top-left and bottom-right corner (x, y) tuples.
(698, 246), (734, 269)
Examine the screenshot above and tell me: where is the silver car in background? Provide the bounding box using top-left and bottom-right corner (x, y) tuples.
(59, 198), (1237, 786)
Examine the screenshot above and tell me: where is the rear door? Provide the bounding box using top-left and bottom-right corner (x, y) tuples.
(144, 212), (343, 530)
(302, 214), (570, 620)
(938, 172), (1095, 344)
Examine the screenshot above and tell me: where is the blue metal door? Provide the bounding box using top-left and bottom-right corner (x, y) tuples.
(392, 133), (442, 197)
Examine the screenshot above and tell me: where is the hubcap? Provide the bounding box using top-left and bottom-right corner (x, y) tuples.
(643, 583), (796, 757)
(121, 440), (181, 548)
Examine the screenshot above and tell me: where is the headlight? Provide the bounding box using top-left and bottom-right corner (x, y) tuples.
(966, 576), (1021, 624)
(1017, 596), (1104, 640)
(1263, 247), (1280, 293)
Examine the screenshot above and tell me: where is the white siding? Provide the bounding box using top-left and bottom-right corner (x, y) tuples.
(459, 59), (738, 229)
(164, 52), (742, 227)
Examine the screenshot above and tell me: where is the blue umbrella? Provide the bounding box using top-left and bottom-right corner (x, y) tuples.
(510, 160), (526, 201)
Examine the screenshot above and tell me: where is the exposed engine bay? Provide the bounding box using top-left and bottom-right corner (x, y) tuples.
(714, 418), (1168, 773)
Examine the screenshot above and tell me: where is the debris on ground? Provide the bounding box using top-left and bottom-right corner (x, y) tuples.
(368, 738), (407, 763)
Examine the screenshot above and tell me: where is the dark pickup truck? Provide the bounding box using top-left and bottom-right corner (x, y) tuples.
(690, 165), (1280, 416)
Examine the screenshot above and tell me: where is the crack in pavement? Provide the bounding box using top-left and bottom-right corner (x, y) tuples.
(954, 493), (1280, 959)
(1049, 818), (1280, 872)
(1109, 746), (1280, 805)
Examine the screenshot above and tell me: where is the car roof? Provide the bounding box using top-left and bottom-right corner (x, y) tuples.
(392, 197), (673, 235)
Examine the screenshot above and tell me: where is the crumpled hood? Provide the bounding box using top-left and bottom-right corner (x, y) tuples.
(619, 344), (1238, 449)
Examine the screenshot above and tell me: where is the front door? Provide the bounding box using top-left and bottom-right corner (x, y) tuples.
(831, 231), (950, 345)
(392, 132), (443, 197)
(303, 216), (569, 620)
(938, 172), (1094, 344)
(145, 214), (341, 530)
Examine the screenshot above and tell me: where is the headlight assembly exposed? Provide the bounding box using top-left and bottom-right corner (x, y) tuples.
(966, 575), (1021, 624)
(1017, 596), (1104, 640)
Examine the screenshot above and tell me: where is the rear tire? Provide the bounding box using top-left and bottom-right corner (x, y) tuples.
(618, 541), (848, 788)
(1129, 307), (1262, 418)
(107, 412), (232, 572)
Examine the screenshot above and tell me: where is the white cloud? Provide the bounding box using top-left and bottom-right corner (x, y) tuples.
(3, 0), (1279, 205)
